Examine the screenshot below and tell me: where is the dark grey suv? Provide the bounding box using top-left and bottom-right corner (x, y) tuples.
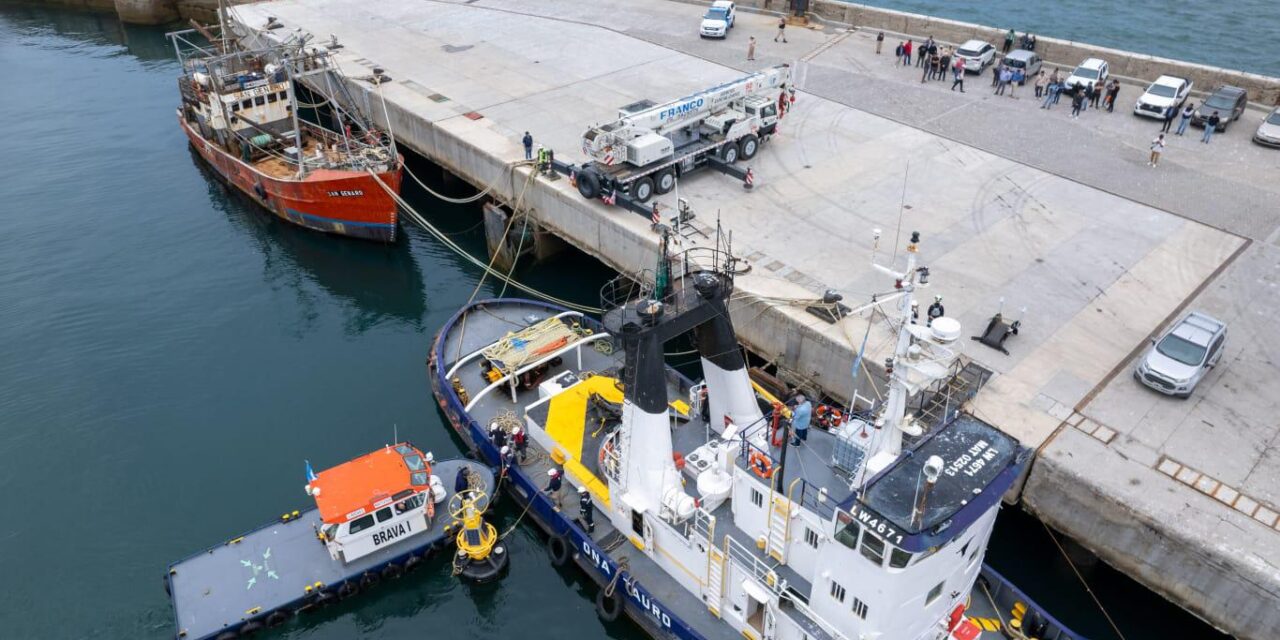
(1193, 86), (1248, 132)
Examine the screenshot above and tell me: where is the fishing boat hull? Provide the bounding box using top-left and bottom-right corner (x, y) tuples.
(180, 114), (403, 242)
(429, 298), (1087, 640)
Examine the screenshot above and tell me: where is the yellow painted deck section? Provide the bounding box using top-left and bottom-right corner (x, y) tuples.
(543, 375), (691, 509)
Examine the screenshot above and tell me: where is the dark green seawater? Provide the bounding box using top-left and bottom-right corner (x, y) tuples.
(0, 8), (1229, 640)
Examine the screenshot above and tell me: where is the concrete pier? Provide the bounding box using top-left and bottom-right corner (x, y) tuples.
(230, 0), (1280, 636)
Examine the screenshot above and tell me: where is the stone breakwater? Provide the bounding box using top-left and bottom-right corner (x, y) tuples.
(732, 0), (1280, 104)
(24, 0), (247, 25)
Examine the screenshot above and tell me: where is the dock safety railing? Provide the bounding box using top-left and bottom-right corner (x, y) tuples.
(723, 535), (785, 596)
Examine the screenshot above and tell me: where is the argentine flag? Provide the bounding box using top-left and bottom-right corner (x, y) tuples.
(305, 460), (318, 483)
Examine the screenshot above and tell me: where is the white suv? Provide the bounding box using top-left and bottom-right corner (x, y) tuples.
(1134, 75), (1192, 119)
(1134, 311), (1226, 398)
(699, 1), (735, 38)
(1063, 57), (1108, 94)
(954, 39), (996, 73)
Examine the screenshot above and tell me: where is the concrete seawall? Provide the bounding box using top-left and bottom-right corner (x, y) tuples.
(727, 0), (1280, 105)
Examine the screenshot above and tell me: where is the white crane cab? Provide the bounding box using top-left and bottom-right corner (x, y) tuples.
(307, 443), (446, 564)
(574, 65), (792, 203)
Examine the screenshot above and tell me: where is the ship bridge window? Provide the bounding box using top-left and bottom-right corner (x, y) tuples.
(241, 99), (251, 110)
(230, 102), (241, 112)
(254, 96), (265, 107)
(888, 547), (912, 569)
(410, 471), (429, 486)
(395, 445), (414, 455)
(834, 511), (859, 549)
(347, 514), (376, 535)
(925, 581), (944, 606)
(860, 532), (885, 566)
(267, 93), (278, 103)
(376, 507), (393, 523)
(403, 454), (425, 471)
(396, 492), (425, 513)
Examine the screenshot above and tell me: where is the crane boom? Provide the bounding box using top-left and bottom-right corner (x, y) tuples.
(621, 64), (791, 133)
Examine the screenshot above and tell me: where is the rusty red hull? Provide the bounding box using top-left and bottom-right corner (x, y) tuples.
(180, 114), (404, 242)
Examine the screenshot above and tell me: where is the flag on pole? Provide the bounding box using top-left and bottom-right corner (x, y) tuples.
(305, 460), (318, 483)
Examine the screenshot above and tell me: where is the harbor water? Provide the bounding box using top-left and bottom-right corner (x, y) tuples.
(0, 7), (1232, 639)
(848, 0), (1280, 77)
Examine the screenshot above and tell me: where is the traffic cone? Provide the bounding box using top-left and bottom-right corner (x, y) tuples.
(743, 168), (754, 190)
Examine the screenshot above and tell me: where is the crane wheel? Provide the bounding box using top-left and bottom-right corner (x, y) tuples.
(654, 169), (677, 195)
(577, 169), (602, 200)
(632, 176), (655, 203)
(721, 143), (739, 163)
(739, 134), (759, 160)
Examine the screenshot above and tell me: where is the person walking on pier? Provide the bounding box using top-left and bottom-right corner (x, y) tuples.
(902, 40), (913, 67)
(939, 47), (952, 81)
(1161, 107), (1177, 133)
(747, 36), (756, 61)
(923, 51), (938, 82)
(951, 58), (966, 92)
(995, 66), (1012, 96)
(1149, 134), (1166, 167)
(1034, 70), (1047, 98)
(774, 17), (787, 43)
(991, 61), (1003, 87)
(1176, 102), (1195, 136)
(1090, 83), (1103, 109)
(789, 395), (812, 447)
(876, 31), (884, 54)
(1071, 88), (1086, 118)
(1003, 28), (1015, 54)
(1041, 79), (1059, 109)
(1104, 79), (1120, 112)
(1010, 67), (1024, 97)
(521, 131), (533, 161)
(1202, 112), (1221, 143)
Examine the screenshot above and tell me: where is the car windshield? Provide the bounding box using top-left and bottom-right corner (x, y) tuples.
(1148, 84), (1178, 97)
(1073, 67), (1099, 80)
(958, 47), (981, 57)
(1205, 96), (1235, 109)
(1268, 111), (1280, 125)
(1156, 334), (1207, 366)
(705, 8), (727, 19)
(1005, 58), (1025, 68)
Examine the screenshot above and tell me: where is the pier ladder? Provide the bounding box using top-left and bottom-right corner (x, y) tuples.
(765, 478), (793, 563)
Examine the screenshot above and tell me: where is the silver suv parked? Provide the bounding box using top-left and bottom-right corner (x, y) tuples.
(1134, 311), (1226, 398)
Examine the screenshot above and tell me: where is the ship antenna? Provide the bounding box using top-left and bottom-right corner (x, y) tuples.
(891, 161), (909, 265)
(394, 423), (398, 445)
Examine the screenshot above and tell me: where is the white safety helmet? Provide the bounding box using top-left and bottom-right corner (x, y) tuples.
(489, 421), (500, 431)
(934, 295), (943, 302)
(424, 452), (434, 463)
(512, 426), (521, 435)
(578, 486), (588, 494)
(501, 445), (510, 454)
(546, 468), (558, 477)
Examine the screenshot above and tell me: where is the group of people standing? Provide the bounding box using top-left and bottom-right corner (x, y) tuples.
(893, 37), (970, 92)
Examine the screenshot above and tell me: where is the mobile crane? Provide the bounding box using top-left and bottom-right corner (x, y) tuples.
(570, 64), (793, 204)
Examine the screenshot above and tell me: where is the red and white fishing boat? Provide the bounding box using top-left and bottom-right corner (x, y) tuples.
(170, 29), (403, 242)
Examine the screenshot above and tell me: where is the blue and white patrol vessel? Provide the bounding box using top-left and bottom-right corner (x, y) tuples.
(429, 232), (1082, 640)
(165, 444), (494, 640)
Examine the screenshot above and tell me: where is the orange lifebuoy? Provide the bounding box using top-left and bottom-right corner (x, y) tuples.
(749, 451), (773, 479)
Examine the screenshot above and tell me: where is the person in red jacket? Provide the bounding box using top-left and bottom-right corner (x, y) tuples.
(902, 40), (913, 67)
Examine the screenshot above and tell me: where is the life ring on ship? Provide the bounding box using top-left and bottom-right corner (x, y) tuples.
(382, 563), (404, 580)
(595, 587), (624, 622)
(548, 534), (571, 567)
(749, 451), (774, 479)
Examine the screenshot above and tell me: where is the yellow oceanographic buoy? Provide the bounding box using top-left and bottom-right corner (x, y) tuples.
(449, 487), (508, 583)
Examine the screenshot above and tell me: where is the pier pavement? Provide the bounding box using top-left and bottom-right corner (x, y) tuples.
(230, 1), (1279, 636)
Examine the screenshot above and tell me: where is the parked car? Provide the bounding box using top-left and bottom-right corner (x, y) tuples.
(699, 0), (735, 38)
(1134, 311), (1226, 399)
(1133, 75), (1192, 119)
(1193, 85), (1248, 131)
(1002, 50), (1042, 84)
(1062, 58), (1108, 94)
(954, 39), (996, 73)
(1253, 106), (1280, 147)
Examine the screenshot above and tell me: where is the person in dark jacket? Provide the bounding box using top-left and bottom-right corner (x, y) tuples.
(1202, 111), (1221, 143)
(455, 466), (471, 494)
(521, 131), (533, 160)
(1104, 80), (1120, 112)
(1071, 88), (1085, 118)
(1161, 107), (1177, 133)
(578, 486), (595, 533)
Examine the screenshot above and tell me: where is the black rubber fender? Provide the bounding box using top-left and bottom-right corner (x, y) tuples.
(338, 581), (359, 599)
(577, 168), (601, 200)
(312, 590), (335, 607)
(382, 562), (404, 580)
(214, 632), (238, 640)
(163, 575), (171, 597)
(547, 534), (571, 567)
(238, 620), (263, 636)
(595, 588), (624, 623)
(360, 571), (379, 589)
(404, 553), (422, 572)
(264, 611), (290, 628)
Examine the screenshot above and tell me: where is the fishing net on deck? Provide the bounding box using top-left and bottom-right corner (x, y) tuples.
(482, 318), (580, 375)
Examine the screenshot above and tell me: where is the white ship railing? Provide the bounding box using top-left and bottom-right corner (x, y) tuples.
(780, 589), (851, 640)
(723, 535), (785, 595)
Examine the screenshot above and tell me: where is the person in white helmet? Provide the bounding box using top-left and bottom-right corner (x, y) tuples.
(910, 299), (920, 324)
(545, 468), (563, 508)
(927, 295), (945, 326)
(512, 426), (528, 463)
(577, 486), (595, 533)
(500, 445), (516, 479)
